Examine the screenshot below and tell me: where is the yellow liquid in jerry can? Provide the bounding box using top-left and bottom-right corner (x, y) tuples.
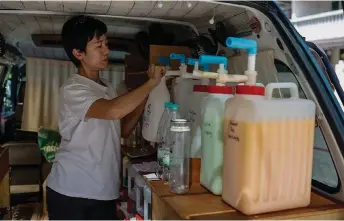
(222, 119), (315, 215)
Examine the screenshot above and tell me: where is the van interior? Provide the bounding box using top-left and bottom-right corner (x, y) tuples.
(0, 1), (343, 220)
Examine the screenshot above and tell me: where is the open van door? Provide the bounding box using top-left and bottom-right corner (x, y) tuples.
(307, 41), (344, 108)
(0, 65), (8, 139)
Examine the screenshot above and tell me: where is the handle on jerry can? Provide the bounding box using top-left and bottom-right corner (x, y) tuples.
(265, 82), (299, 99)
(170, 53), (186, 64)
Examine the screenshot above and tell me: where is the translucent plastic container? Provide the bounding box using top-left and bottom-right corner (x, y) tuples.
(156, 102), (172, 178)
(200, 85), (234, 195)
(173, 78), (200, 118)
(161, 104), (180, 183)
(188, 85), (208, 158)
(142, 76), (170, 142)
(222, 82), (316, 215)
(168, 119), (191, 194)
(122, 156), (131, 187)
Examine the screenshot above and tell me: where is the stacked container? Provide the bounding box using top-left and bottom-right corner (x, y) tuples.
(222, 37), (316, 215)
(222, 82), (316, 215)
(198, 55), (234, 195)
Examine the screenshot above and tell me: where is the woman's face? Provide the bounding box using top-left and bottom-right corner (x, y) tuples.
(80, 34), (110, 71)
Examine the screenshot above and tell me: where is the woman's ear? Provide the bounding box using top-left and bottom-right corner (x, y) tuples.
(72, 49), (84, 61)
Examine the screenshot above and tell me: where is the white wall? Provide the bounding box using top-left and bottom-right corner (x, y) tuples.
(292, 1), (333, 18)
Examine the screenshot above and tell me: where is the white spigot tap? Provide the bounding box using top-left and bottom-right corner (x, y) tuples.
(225, 37), (258, 85)
(198, 55), (248, 86)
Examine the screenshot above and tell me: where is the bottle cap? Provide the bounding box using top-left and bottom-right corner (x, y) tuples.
(208, 85), (233, 94)
(193, 85), (208, 93)
(236, 85), (265, 95)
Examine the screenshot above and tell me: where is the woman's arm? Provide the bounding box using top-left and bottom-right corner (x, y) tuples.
(121, 98), (147, 138)
(86, 65), (164, 120)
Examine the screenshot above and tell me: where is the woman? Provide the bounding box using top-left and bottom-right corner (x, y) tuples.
(46, 15), (165, 220)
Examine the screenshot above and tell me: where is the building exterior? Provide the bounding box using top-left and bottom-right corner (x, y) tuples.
(287, 1), (343, 66)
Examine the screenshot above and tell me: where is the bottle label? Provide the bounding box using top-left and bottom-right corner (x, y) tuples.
(203, 121), (213, 139)
(228, 120), (240, 142)
(189, 109), (196, 124)
(143, 103), (152, 129)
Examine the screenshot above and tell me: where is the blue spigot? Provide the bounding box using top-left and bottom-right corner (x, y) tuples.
(170, 53), (186, 64)
(225, 37), (257, 55)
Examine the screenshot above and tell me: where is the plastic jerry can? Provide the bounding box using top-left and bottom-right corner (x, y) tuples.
(222, 82), (316, 215)
(142, 76), (170, 142)
(200, 85), (234, 195)
(189, 85), (208, 158)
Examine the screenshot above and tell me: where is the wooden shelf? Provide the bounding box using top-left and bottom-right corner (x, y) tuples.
(148, 181), (344, 220)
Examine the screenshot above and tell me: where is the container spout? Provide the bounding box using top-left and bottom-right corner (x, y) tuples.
(199, 55), (231, 86)
(226, 37), (258, 85)
(170, 53), (187, 76)
(187, 58), (210, 78)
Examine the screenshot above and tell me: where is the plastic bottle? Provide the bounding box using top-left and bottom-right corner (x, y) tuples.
(222, 37), (316, 215)
(156, 102), (172, 178)
(161, 103), (180, 183)
(198, 55), (234, 195)
(142, 58), (180, 143)
(168, 119), (191, 194)
(122, 156), (132, 187)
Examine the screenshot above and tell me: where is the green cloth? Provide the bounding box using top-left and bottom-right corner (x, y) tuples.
(37, 127), (61, 163)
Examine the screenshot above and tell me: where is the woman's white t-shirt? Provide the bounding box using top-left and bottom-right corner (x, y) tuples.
(47, 74), (121, 200)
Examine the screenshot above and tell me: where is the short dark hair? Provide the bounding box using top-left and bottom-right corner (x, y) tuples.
(61, 15), (107, 67)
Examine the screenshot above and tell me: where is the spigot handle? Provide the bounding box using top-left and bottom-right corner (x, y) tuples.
(225, 37), (257, 55)
(199, 55), (228, 69)
(157, 56), (170, 66)
(170, 53), (186, 64)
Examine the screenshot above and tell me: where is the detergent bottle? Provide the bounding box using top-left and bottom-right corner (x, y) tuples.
(198, 55), (234, 195)
(222, 37), (316, 215)
(170, 53), (200, 118)
(142, 57), (179, 143)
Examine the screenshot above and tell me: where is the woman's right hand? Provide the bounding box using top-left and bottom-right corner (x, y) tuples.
(147, 64), (166, 87)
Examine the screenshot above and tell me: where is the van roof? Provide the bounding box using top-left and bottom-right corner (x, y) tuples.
(0, 1), (265, 61)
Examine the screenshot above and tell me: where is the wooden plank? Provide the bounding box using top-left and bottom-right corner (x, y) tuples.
(149, 180), (208, 198)
(0, 171), (10, 211)
(152, 190), (181, 220)
(150, 179), (344, 220)
(164, 193), (235, 219)
(0, 147), (9, 181)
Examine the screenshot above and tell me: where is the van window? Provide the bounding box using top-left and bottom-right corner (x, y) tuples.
(274, 60), (339, 189)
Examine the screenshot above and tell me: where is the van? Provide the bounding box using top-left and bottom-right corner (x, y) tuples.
(0, 0), (343, 219)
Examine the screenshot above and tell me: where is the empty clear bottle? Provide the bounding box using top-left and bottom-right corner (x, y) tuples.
(156, 102), (172, 178)
(162, 104), (180, 183)
(168, 119), (191, 194)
